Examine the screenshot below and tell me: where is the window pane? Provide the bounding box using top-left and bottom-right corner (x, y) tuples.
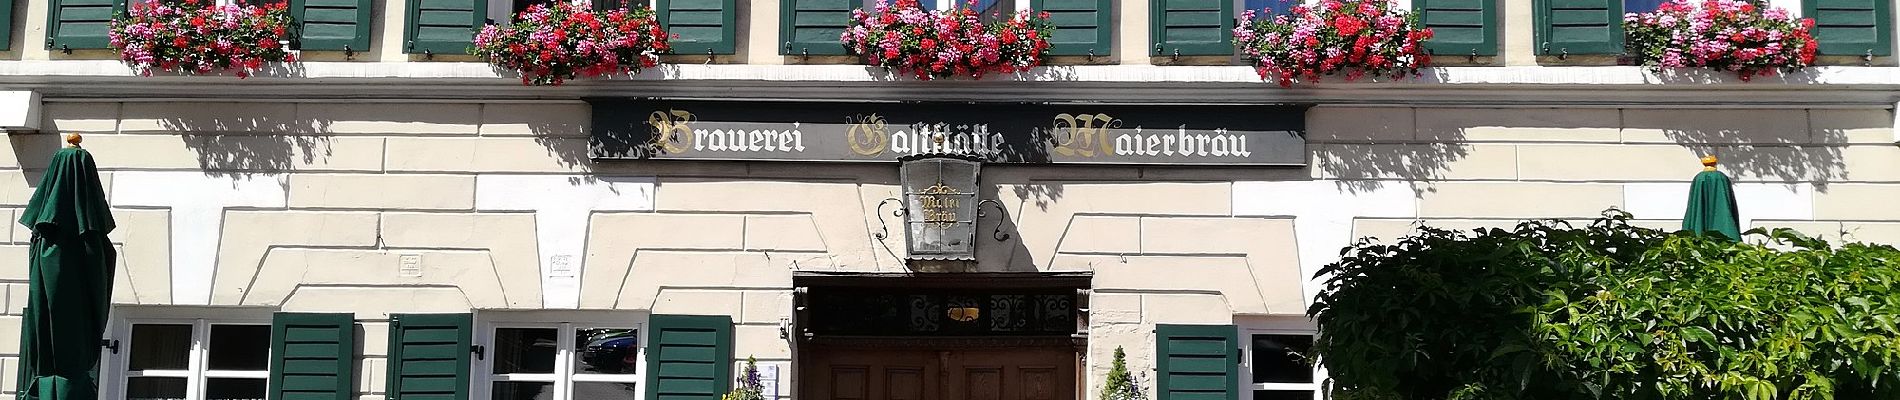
(1626, 0), (1666, 13)
(127, 377), (187, 400)
(129, 324), (192, 371)
(492, 381), (556, 400)
(1251, 334), (1315, 384)
(209, 324), (271, 371)
(206, 378), (267, 400)
(572, 382), (641, 399)
(512, 0), (554, 15)
(1254, 390), (1315, 400)
(595, 0), (649, 9)
(972, 0), (1004, 21)
(576, 328), (638, 375)
(1244, 0), (1300, 15)
(493, 328), (558, 374)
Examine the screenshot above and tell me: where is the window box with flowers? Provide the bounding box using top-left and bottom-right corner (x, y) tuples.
(108, 0), (297, 78)
(1232, 0), (1433, 87)
(840, 0), (1053, 80)
(1624, 0), (1817, 81)
(470, 0), (673, 86)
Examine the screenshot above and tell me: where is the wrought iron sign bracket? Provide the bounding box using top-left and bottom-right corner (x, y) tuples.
(872, 197), (904, 241)
(976, 199), (1011, 242)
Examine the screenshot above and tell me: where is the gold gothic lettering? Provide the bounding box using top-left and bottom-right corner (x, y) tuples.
(1051, 113), (1120, 158)
(645, 109), (696, 154)
(919, 183), (964, 228)
(847, 114), (890, 156)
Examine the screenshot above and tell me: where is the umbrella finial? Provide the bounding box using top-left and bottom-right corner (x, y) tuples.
(1701, 155), (1717, 172)
(63, 133), (82, 148)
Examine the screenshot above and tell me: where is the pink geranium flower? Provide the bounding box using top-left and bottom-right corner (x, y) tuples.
(1625, 0), (1816, 80)
(1234, 0), (1432, 87)
(109, 0), (293, 78)
(841, 0), (1052, 80)
(471, 0), (671, 86)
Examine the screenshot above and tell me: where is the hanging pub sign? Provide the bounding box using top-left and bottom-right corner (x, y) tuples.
(588, 99), (1308, 166)
(900, 156), (982, 260)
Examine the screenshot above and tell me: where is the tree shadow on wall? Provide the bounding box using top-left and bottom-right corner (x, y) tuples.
(1315, 143), (1470, 194)
(1638, 110), (1848, 191)
(1309, 106), (1468, 194)
(164, 106), (334, 179)
(1310, 107), (1850, 194)
(1010, 183), (1066, 212)
(523, 106), (597, 185)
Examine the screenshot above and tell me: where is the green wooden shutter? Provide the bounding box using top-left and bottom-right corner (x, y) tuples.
(1034, 0), (1110, 56)
(1150, 0), (1232, 56)
(1155, 324), (1239, 400)
(269, 313), (356, 400)
(386, 313), (473, 400)
(779, 0), (850, 55)
(645, 314), (734, 400)
(46, 0), (125, 50)
(659, 0), (737, 55)
(1805, 0), (1892, 56)
(404, 0), (487, 54)
(291, 0), (373, 51)
(1418, 0), (1496, 56)
(0, 0), (15, 49)
(1535, 0), (1622, 55)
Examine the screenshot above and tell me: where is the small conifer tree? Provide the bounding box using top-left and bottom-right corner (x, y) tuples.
(1101, 346), (1144, 400)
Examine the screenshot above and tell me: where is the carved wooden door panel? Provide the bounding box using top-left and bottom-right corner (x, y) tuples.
(804, 346), (1076, 400)
(941, 348), (1076, 400)
(803, 347), (941, 400)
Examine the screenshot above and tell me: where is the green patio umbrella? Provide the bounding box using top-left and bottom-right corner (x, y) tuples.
(1682, 155), (1741, 240)
(16, 134), (116, 400)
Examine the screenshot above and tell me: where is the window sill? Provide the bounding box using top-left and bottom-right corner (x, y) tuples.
(3, 61), (1896, 104)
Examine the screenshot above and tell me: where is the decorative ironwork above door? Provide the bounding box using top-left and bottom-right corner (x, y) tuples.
(800, 287), (1079, 337)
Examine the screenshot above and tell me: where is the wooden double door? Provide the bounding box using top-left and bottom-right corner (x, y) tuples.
(802, 344), (1078, 400)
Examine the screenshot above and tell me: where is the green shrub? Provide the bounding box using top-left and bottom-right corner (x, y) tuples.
(1102, 346), (1144, 400)
(1311, 211), (1900, 400)
(722, 356), (766, 400)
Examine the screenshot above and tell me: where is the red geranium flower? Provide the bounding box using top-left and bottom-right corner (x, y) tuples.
(111, 0), (294, 77)
(470, 0), (671, 85)
(1234, 0), (1432, 86)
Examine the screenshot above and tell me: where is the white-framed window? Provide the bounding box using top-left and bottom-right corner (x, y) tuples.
(487, 0), (654, 23)
(1240, 0), (1302, 15)
(1628, 0), (1785, 14)
(477, 313), (646, 400)
(1625, 0), (1667, 13)
(130, 0), (260, 9)
(108, 317), (273, 400)
(1239, 318), (1324, 400)
(861, 0), (1026, 18)
(1238, 0), (1412, 16)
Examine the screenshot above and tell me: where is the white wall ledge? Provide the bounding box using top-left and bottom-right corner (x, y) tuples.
(3, 61), (1898, 105)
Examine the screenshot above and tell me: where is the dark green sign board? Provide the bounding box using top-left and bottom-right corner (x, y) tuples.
(588, 100), (1308, 166)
